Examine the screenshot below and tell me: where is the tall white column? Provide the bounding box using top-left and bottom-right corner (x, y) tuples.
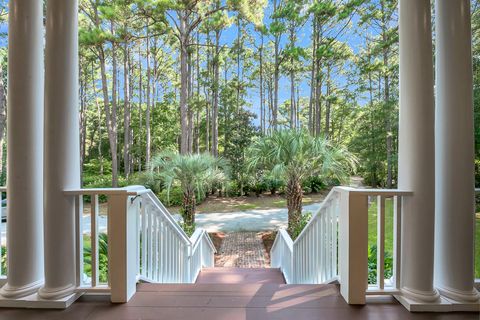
(434, 0), (480, 304)
(397, 0), (439, 303)
(0, 0), (45, 298)
(38, 0), (80, 300)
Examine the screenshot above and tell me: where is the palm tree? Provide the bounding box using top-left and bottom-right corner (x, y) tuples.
(149, 152), (228, 226)
(247, 130), (356, 235)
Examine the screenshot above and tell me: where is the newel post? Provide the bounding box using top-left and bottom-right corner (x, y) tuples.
(338, 190), (368, 304)
(108, 192), (139, 303)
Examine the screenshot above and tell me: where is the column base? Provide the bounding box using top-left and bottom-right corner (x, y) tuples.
(38, 283), (76, 300)
(0, 291), (81, 309)
(437, 285), (480, 303)
(437, 286), (480, 312)
(401, 286), (440, 303)
(394, 294), (452, 312)
(0, 279), (44, 299)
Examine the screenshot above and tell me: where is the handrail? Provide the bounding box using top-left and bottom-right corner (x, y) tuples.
(271, 229), (293, 283)
(69, 185), (215, 302)
(142, 191), (191, 245)
(294, 187), (341, 243)
(271, 186), (414, 304)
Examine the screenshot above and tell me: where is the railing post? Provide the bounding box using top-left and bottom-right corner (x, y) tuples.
(108, 193), (138, 303)
(338, 190), (368, 304)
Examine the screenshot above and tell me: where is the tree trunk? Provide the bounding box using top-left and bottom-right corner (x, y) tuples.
(308, 17), (317, 134)
(123, 41), (131, 177)
(325, 64), (331, 138)
(286, 177), (303, 236)
(179, 14), (189, 154)
(212, 29), (220, 157)
(182, 189), (196, 226)
(381, 5), (393, 189)
(146, 27), (151, 165)
(110, 28), (119, 187)
(272, 0), (280, 130)
(138, 44), (143, 171)
(79, 69), (87, 184)
(259, 34), (264, 134)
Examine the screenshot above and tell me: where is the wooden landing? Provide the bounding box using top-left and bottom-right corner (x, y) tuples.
(0, 269), (477, 319)
(196, 267), (286, 284)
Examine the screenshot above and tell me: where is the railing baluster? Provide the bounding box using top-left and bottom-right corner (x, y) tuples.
(159, 219), (165, 283)
(377, 195), (386, 290)
(393, 196), (402, 290)
(332, 195), (338, 277)
(136, 198), (141, 277)
(153, 214), (158, 281)
(91, 194), (99, 287)
(148, 204), (153, 279)
(141, 199), (147, 277)
(76, 195), (84, 286)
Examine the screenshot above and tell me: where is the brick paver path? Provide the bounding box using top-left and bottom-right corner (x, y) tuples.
(215, 232), (269, 268)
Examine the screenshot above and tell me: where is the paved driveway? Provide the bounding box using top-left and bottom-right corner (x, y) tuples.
(194, 203), (321, 232)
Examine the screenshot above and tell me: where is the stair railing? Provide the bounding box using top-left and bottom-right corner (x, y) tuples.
(66, 185), (216, 303)
(271, 186), (412, 305)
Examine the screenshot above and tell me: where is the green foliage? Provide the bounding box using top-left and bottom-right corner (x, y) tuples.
(290, 212), (312, 241)
(247, 130), (357, 186)
(368, 245), (393, 285)
(302, 176), (326, 194)
(157, 186), (206, 206)
(1, 246), (5, 276)
(149, 152), (229, 225)
(84, 233), (109, 284)
(180, 221), (196, 237)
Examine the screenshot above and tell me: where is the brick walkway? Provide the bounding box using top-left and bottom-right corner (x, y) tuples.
(215, 232), (269, 268)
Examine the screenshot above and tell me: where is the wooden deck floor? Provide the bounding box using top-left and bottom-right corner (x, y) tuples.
(0, 268), (478, 319)
(196, 268), (286, 284)
(0, 283), (477, 320)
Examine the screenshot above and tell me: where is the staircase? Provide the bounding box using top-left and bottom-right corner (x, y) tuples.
(196, 268), (286, 284)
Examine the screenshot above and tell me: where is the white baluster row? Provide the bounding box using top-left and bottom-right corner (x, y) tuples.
(291, 192), (340, 284)
(271, 229), (293, 283)
(367, 194), (403, 294)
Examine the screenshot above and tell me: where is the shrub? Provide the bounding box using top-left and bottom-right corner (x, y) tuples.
(303, 176), (326, 193)
(290, 212), (313, 241)
(180, 221), (196, 237)
(367, 245), (393, 285)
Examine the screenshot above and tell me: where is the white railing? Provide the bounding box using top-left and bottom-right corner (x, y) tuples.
(271, 229), (293, 283)
(293, 189), (340, 285)
(271, 186), (412, 304)
(65, 185), (216, 303)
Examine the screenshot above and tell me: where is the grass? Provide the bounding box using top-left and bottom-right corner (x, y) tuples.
(169, 191), (328, 214)
(367, 199), (395, 254)
(368, 199), (480, 279)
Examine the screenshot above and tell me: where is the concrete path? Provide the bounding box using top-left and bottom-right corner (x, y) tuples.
(194, 203), (322, 232)
(215, 232), (269, 268)
(0, 202), (322, 243)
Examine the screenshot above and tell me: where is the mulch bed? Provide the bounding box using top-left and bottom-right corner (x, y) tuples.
(209, 232), (226, 265)
(259, 231), (277, 263)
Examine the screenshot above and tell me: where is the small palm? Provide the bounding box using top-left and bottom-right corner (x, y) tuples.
(247, 130), (356, 236)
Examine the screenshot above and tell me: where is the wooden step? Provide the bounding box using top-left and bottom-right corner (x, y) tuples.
(195, 267), (286, 284)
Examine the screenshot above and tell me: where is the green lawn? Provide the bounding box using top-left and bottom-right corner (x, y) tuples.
(368, 199), (480, 279)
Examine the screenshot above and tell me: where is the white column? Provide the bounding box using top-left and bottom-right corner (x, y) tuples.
(397, 0), (439, 303)
(434, 0), (480, 304)
(0, 0), (44, 298)
(38, 0), (80, 300)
